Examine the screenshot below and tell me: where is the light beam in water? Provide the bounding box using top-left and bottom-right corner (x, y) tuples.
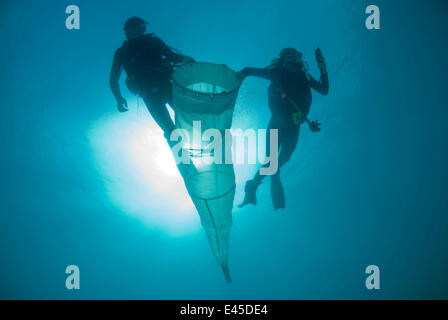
(88, 102), (200, 236)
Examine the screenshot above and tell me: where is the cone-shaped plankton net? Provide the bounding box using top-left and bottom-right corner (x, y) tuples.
(171, 62), (241, 283)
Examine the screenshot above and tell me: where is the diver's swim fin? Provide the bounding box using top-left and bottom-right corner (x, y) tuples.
(238, 180), (259, 208)
(271, 173), (285, 210)
(221, 264), (232, 284)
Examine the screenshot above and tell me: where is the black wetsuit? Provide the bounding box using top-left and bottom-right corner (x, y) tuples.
(109, 33), (185, 137)
(242, 64), (329, 169)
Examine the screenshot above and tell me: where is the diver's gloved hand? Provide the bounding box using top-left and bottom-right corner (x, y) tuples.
(309, 120), (321, 132)
(117, 97), (128, 112)
(236, 68), (250, 82)
(181, 56), (195, 64)
(316, 54), (327, 75)
(235, 71), (246, 83)
(240, 68), (250, 77)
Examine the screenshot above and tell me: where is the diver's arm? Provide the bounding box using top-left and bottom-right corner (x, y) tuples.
(109, 50), (124, 101)
(241, 67), (273, 80)
(309, 72), (329, 95)
(109, 50), (128, 112)
(309, 49), (329, 95)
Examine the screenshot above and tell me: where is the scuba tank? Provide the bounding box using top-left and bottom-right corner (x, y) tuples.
(123, 34), (183, 95)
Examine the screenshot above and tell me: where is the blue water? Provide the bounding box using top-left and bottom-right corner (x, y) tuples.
(1, 0), (447, 299)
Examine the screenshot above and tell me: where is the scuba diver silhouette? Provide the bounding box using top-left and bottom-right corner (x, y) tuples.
(109, 17), (194, 139)
(239, 47), (329, 210)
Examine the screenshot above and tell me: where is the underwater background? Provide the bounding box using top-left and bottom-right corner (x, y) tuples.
(1, 0), (447, 299)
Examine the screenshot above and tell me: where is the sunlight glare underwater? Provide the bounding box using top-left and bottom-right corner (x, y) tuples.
(89, 99), (201, 236)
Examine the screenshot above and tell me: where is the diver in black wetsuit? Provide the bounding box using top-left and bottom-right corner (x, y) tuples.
(109, 17), (194, 139)
(239, 47), (329, 210)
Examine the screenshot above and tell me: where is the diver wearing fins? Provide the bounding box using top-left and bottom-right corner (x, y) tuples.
(239, 47), (329, 210)
(109, 17), (194, 139)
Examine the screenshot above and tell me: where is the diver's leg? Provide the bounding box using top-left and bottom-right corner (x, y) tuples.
(278, 125), (300, 169)
(270, 171), (285, 210)
(253, 117), (285, 183)
(239, 117), (284, 208)
(270, 125), (300, 209)
(142, 86), (175, 139)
